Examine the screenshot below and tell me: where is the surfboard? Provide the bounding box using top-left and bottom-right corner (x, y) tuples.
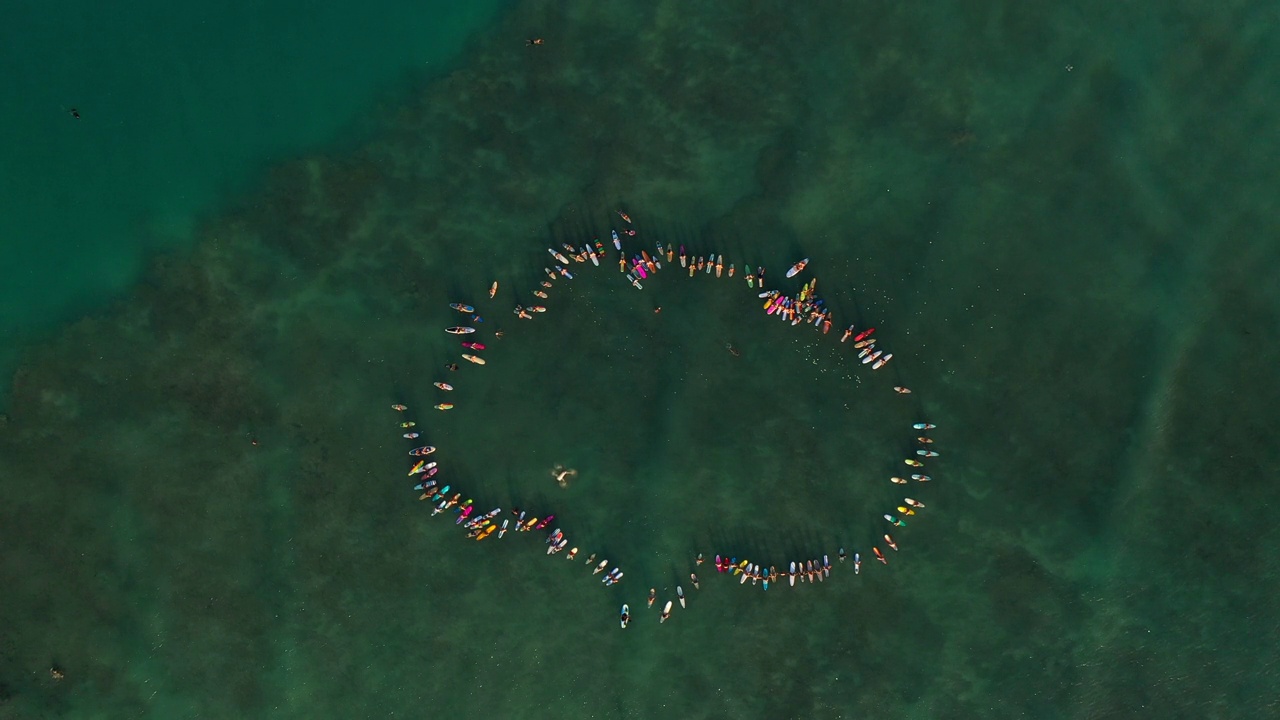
(785, 258), (809, 278)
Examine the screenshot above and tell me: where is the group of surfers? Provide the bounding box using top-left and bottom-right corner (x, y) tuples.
(404, 208), (937, 626)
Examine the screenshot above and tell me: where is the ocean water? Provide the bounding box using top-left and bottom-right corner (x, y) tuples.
(2, 1), (1279, 719)
(0, 0), (507, 403)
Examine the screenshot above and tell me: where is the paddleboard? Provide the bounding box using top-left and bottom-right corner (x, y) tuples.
(677, 586), (686, 608)
(489, 281), (498, 298)
(449, 302), (475, 313)
(621, 605), (630, 629)
(409, 446), (437, 456)
(612, 230), (621, 250)
(445, 327), (476, 335)
(661, 601), (672, 623)
(462, 354), (486, 365)
(913, 423), (936, 430)
(434, 404), (454, 411)
(785, 258), (809, 278)
(434, 382), (453, 391)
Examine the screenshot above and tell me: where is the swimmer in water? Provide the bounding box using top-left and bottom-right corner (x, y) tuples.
(551, 464), (577, 488)
(696, 553), (704, 565)
(446, 363), (459, 372)
(526, 38), (544, 46)
(726, 343), (741, 357)
(67, 108), (81, 119)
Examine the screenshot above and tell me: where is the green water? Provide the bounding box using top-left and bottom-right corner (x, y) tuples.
(0, 0), (506, 401)
(2, 1), (1278, 718)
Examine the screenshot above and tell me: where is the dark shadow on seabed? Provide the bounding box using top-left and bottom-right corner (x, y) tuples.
(3, 0), (1280, 718)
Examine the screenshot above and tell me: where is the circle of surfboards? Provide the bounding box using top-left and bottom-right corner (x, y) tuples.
(396, 211), (939, 627)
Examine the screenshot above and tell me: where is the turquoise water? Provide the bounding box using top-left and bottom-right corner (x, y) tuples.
(2, 1), (1279, 718)
(0, 0), (506, 401)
